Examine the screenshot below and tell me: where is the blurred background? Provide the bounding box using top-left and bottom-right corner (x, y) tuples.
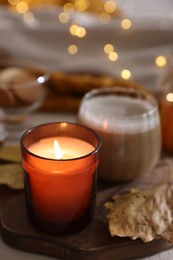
(0, 0), (173, 111)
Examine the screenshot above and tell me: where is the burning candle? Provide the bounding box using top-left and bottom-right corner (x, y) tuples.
(28, 137), (95, 159)
(21, 122), (101, 234)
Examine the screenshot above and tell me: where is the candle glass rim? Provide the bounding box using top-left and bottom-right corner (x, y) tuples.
(80, 86), (159, 120)
(20, 122), (102, 161)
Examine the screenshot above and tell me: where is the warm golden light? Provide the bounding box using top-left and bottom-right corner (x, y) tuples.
(68, 44), (78, 55)
(76, 26), (86, 37)
(16, 1), (28, 14)
(121, 69), (131, 80)
(109, 51), (118, 61)
(104, 43), (114, 54)
(63, 3), (74, 14)
(8, 0), (19, 5)
(60, 122), (68, 128)
(69, 24), (86, 37)
(54, 140), (63, 159)
(155, 55), (167, 67)
(69, 24), (78, 35)
(166, 93), (173, 102)
(59, 12), (70, 23)
(74, 0), (89, 12)
(104, 0), (117, 14)
(121, 19), (132, 29)
(23, 12), (35, 24)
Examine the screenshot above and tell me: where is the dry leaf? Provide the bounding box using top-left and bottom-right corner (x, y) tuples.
(0, 145), (21, 163)
(0, 163), (24, 190)
(105, 183), (173, 244)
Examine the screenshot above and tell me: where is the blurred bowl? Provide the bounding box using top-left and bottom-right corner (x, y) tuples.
(0, 58), (49, 143)
(0, 58), (48, 118)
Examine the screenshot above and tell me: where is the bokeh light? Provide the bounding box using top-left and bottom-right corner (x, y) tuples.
(8, 0), (19, 5)
(121, 69), (131, 80)
(109, 51), (118, 61)
(104, 0), (117, 14)
(74, 0), (89, 12)
(63, 3), (74, 14)
(68, 44), (78, 55)
(16, 1), (28, 13)
(104, 43), (114, 54)
(155, 55), (167, 67)
(59, 12), (70, 24)
(69, 24), (86, 37)
(23, 12), (35, 23)
(121, 19), (132, 29)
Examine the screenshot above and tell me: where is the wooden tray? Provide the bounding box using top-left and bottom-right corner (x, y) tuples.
(0, 159), (173, 260)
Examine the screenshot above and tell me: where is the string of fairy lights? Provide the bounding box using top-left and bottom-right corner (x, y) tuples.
(0, 0), (169, 82)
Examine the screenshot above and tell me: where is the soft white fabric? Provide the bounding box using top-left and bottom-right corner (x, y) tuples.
(0, 1), (173, 91)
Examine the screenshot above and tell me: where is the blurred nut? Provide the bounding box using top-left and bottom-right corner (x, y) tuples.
(0, 67), (44, 107)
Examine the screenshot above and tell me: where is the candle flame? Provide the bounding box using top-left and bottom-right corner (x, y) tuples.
(54, 140), (63, 159)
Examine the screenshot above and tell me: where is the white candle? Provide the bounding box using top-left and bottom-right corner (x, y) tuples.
(28, 137), (95, 159)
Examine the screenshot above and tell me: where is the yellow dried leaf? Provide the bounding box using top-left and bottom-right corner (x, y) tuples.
(105, 183), (173, 244)
(0, 163), (24, 190)
(0, 145), (21, 163)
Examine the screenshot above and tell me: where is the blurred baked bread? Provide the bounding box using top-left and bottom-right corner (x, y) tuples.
(41, 71), (150, 113)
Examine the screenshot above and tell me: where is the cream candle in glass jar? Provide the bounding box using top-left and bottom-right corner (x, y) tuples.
(21, 122), (101, 234)
(78, 87), (161, 181)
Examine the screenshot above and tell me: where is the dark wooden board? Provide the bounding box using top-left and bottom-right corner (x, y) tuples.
(0, 158), (173, 260)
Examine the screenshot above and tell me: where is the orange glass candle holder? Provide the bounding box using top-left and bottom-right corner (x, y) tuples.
(21, 122), (101, 234)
